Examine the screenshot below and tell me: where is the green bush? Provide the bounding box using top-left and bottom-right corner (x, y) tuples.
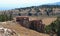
(0, 14), (13, 22)
(45, 16), (60, 36)
(45, 25), (52, 33)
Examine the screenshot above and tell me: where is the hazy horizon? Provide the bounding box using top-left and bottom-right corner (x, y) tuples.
(0, 0), (60, 10)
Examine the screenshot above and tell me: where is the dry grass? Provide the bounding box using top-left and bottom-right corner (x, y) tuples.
(42, 18), (57, 25)
(0, 16), (57, 36)
(29, 16), (57, 25)
(0, 21), (49, 36)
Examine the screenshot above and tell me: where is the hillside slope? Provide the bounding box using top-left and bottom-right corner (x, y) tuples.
(29, 16), (57, 25)
(0, 21), (49, 36)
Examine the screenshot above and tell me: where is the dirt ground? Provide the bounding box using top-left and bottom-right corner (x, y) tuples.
(0, 21), (49, 36)
(29, 16), (57, 25)
(0, 16), (57, 36)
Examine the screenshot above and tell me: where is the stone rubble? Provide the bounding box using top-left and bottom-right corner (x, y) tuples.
(0, 27), (20, 36)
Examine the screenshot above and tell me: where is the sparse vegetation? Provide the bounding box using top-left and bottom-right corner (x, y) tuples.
(0, 14), (13, 22)
(45, 16), (60, 36)
(0, 4), (60, 36)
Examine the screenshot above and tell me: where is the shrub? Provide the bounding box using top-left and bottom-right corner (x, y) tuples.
(45, 16), (60, 36)
(0, 14), (13, 22)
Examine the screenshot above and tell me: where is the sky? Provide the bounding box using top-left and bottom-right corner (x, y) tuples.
(0, 0), (60, 10)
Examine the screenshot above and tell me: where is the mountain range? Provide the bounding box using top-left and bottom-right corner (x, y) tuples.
(46, 2), (60, 5)
(0, 2), (60, 10)
(15, 2), (60, 10)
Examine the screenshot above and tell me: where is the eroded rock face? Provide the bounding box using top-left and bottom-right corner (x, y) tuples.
(0, 27), (20, 36)
(29, 20), (45, 33)
(16, 16), (30, 28)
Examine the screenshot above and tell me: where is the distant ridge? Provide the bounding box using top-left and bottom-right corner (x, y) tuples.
(14, 2), (60, 10)
(1, 2), (60, 10)
(46, 2), (60, 5)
